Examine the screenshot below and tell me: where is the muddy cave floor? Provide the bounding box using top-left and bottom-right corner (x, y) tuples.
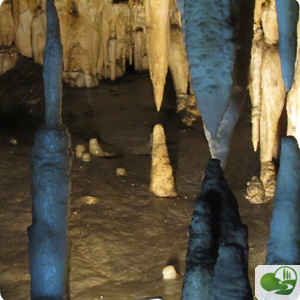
(0, 57), (272, 300)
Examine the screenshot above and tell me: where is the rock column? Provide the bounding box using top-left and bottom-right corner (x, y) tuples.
(28, 1), (71, 299)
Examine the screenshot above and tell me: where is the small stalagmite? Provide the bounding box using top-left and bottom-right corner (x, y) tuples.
(145, 0), (170, 111)
(75, 144), (85, 158)
(162, 265), (178, 280)
(89, 138), (113, 157)
(89, 138), (106, 157)
(150, 124), (177, 198)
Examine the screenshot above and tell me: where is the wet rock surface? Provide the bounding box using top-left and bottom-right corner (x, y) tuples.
(0, 57), (268, 299)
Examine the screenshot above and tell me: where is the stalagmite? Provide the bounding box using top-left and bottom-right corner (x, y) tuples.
(75, 144), (85, 158)
(145, 0), (170, 111)
(28, 1), (71, 298)
(276, 0), (299, 91)
(183, 0), (238, 138)
(182, 160), (252, 300)
(150, 124), (177, 198)
(266, 136), (300, 265)
(82, 152), (91, 162)
(89, 138), (113, 157)
(247, 0), (286, 203)
(162, 265), (178, 280)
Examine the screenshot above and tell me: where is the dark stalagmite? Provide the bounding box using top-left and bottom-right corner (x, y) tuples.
(182, 159), (252, 300)
(28, 0), (72, 299)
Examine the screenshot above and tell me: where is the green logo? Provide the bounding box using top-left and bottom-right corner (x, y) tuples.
(260, 266), (297, 295)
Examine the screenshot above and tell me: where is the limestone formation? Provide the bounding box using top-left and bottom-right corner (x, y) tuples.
(81, 152), (91, 162)
(150, 124), (177, 198)
(89, 138), (113, 157)
(0, 1), (14, 47)
(0, 46), (18, 75)
(28, 1), (71, 298)
(145, 0), (170, 111)
(75, 144), (85, 158)
(266, 137), (300, 265)
(247, 0), (286, 203)
(286, 6), (300, 146)
(162, 265), (178, 280)
(182, 160), (252, 300)
(0, 1), (17, 75)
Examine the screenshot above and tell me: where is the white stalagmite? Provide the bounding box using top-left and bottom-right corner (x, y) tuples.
(150, 124), (177, 198)
(145, 0), (170, 111)
(162, 265), (178, 280)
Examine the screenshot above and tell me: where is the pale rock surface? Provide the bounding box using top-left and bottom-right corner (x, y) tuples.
(247, 0), (286, 203)
(150, 124), (177, 198)
(162, 265), (178, 280)
(145, 0), (170, 111)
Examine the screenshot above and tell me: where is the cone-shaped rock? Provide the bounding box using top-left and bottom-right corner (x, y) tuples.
(150, 124), (177, 197)
(182, 159), (252, 299)
(266, 136), (300, 265)
(276, 0), (298, 91)
(183, 0), (238, 138)
(145, 0), (170, 111)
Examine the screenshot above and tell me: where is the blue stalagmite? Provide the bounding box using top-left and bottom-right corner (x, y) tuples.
(276, 0), (299, 91)
(266, 136), (300, 265)
(181, 159), (252, 299)
(28, 0), (72, 299)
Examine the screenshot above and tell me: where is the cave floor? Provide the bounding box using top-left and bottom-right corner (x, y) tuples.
(0, 57), (272, 300)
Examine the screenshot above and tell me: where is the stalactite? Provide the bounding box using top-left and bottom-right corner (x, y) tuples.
(247, 0), (286, 203)
(183, 0), (237, 139)
(276, 0), (299, 91)
(145, 0), (170, 111)
(28, 0), (71, 298)
(0, 1), (18, 75)
(286, 7), (300, 146)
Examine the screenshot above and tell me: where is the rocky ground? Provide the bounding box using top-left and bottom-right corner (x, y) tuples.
(0, 56), (271, 299)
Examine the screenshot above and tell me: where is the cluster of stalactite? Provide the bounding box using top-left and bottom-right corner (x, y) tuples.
(0, 0), (197, 115)
(247, 0), (300, 204)
(0, 1), (18, 75)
